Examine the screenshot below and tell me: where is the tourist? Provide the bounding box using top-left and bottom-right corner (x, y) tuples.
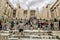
(0, 20), (2, 32)
(41, 20), (46, 30)
(50, 21), (54, 30)
(45, 20), (48, 30)
(59, 20), (60, 30)
(2, 23), (8, 31)
(38, 21), (41, 30)
(28, 20), (31, 25)
(15, 18), (19, 25)
(30, 24), (33, 30)
(10, 19), (14, 30)
(18, 21), (24, 38)
(30, 22), (33, 30)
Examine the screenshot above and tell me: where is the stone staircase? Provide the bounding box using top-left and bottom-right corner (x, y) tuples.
(0, 30), (60, 40)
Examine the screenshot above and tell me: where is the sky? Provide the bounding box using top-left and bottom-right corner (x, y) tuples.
(10, 0), (56, 12)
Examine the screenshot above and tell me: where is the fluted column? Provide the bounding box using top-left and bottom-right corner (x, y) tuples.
(16, 8), (19, 19)
(18, 8), (23, 19)
(47, 4), (52, 19)
(35, 8), (39, 19)
(41, 7), (47, 19)
(56, 7), (60, 17)
(0, 0), (6, 16)
(27, 7), (30, 19)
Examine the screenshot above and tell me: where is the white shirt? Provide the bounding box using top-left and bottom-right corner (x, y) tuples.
(18, 23), (24, 29)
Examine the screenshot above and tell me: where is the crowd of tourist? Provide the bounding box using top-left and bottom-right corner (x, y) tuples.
(0, 17), (60, 38)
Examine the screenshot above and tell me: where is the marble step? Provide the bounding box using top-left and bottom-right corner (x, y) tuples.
(20, 38), (59, 40)
(8, 38), (19, 40)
